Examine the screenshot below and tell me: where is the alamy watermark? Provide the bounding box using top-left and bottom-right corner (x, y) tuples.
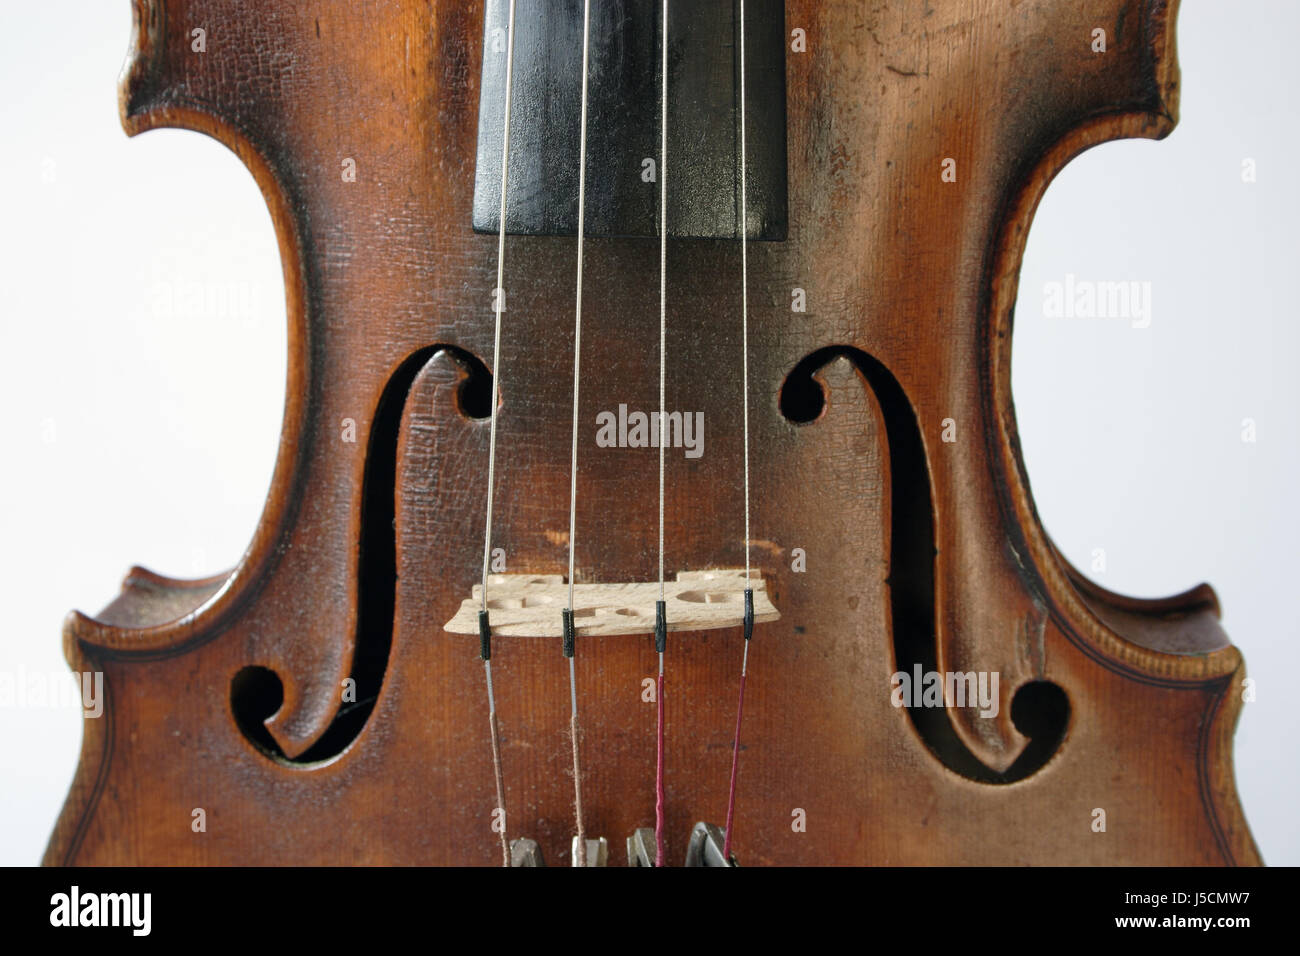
(595, 404), (704, 459)
(1043, 274), (1152, 329)
(0, 668), (103, 718)
(890, 665), (1000, 718)
(50, 886), (150, 936)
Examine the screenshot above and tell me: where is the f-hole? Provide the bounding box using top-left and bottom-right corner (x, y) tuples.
(231, 345), (492, 763)
(782, 346), (1069, 783)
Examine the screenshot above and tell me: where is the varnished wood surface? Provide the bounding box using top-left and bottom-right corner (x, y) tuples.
(46, 0), (1260, 865)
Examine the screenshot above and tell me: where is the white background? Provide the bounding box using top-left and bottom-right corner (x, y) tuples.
(1, 2), (1296, 865)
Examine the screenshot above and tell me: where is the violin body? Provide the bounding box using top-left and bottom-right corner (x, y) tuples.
(47, 0), (1260, 866)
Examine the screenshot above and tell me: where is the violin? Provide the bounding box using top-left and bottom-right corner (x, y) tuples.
(47, 0), (1260, 866)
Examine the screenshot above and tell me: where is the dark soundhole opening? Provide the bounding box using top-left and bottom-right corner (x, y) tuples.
(230, 665), (283, 756)
(779, 364), (826, 423)
(230, 345), (491, 764)
(456, 350), (494, 420)
(1007, 679), (1071, 772)
(785, 346), (1069, 784)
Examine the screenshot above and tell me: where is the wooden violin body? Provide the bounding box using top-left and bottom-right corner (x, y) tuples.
(47, 0), (1260, 866)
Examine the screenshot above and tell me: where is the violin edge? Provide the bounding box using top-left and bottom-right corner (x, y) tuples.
(106, 0), (318, 661)
(985, 0), (1248, 686)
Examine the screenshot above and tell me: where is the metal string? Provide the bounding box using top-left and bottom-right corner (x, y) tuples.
(564, 0), (594, 869)
(650, 0), (670, 868)
(655, 0), (669, 868)
(722, 0), (751, 865)
(480, 0), (518, 870)
(740, 0), (752, 586)
(658, 0), (668, 609)
(722, 640), (749, 861)
(485, 661), (509, 867)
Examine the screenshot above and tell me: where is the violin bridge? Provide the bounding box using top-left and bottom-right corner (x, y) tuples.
(444, 569), (779, 638)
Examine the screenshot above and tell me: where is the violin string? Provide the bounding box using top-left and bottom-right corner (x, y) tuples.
(740, 0), (752, 589)
(722, 0), (751, 865)
(658, 0), (668, 609)
(655, 0), (669, 869)
(564, 0), (593, 868)
(480, 0), (518, 870)
(723, 639), (748, 860)
(485, 660), (509, 867)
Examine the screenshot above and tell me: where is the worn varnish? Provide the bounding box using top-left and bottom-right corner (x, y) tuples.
(46, 0), (1260, 866)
